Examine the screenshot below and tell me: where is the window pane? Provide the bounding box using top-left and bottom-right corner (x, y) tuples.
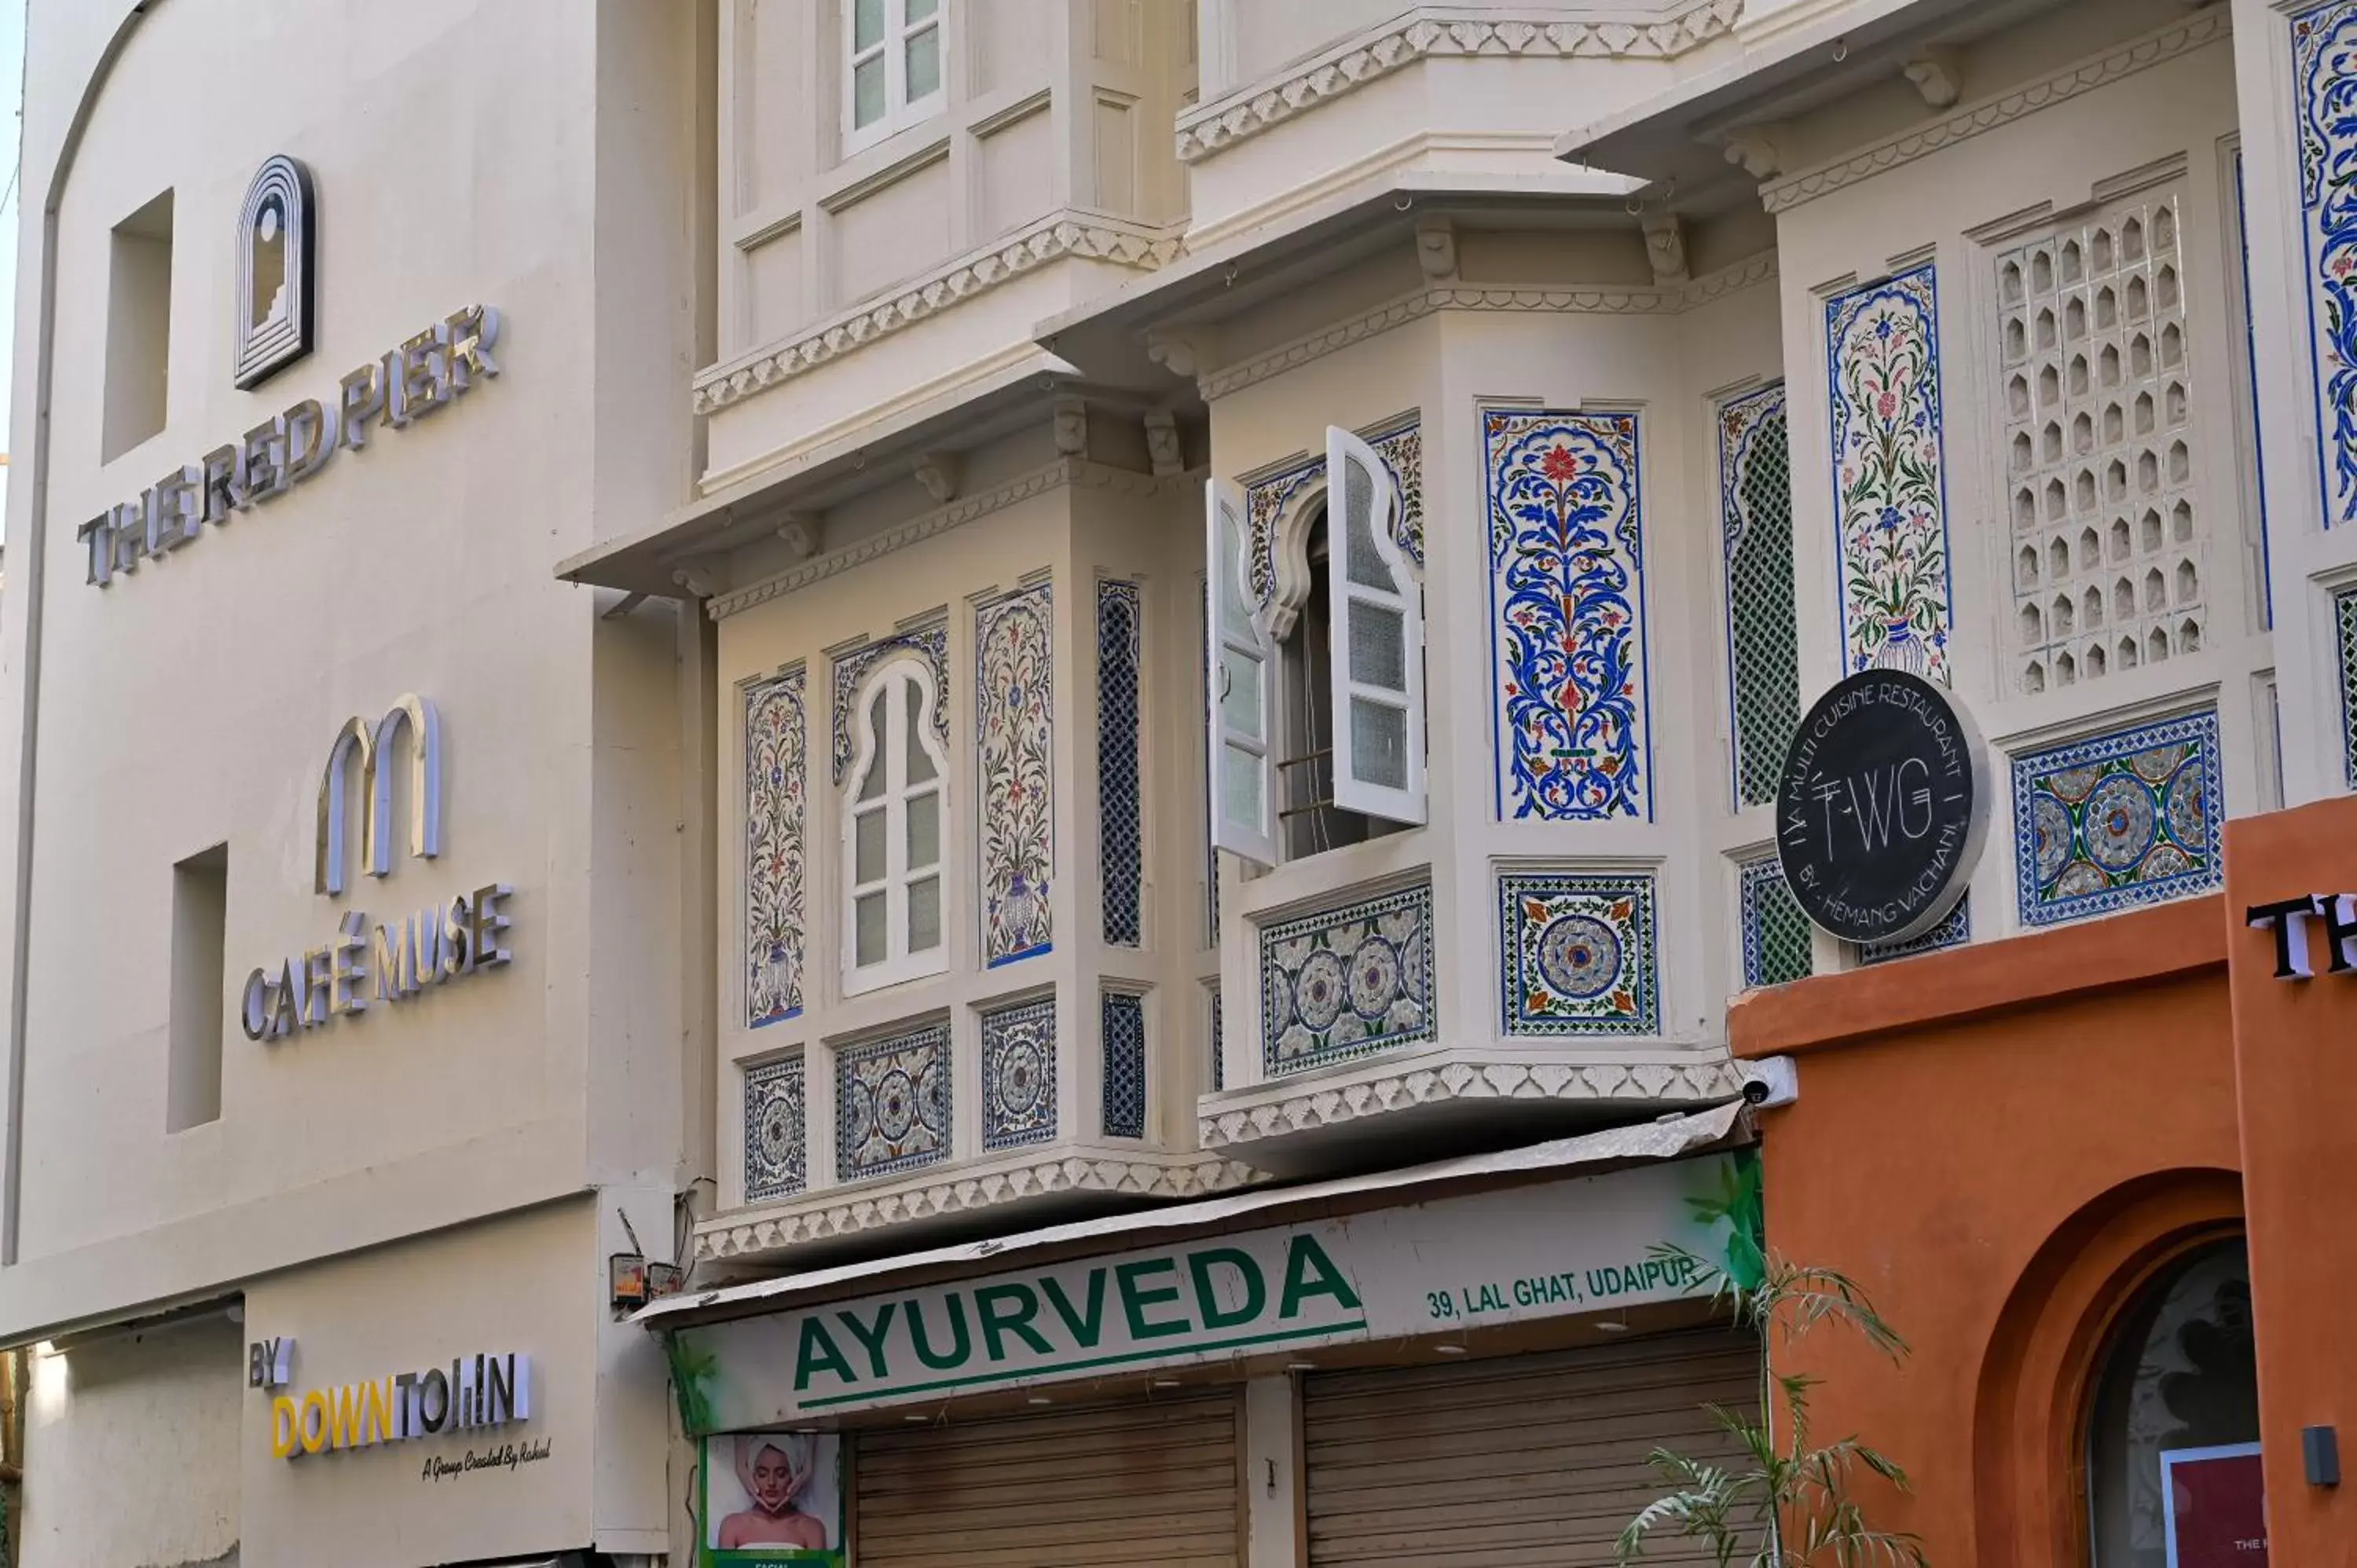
(1220, 649), (1262, 738)
(857, 690), (889, 800)
(854, 892), (886, 966)
(1347, 603), (1406, 691)
(854, 808), (886, 885)
(1349, 698), (1409, 789)
(1222, 743), (1262, 827)
(905, 24), (940, 101)
(905, 0), (938, 20)
(852, 54), (885, 127)
(906, 789), (939, 868)
(904, 683), (937, 783)
(1218, 513), (1258, 638)
(907, 876), (941, 951)
(1343, 459), (1388, 588)
(853, 0), (885, 50)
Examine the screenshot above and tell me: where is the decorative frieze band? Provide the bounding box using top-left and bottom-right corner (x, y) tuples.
(708, 460), (1191, 621)
(1758, 10), (2232, 214)
(694, 211), (1184, 413)
(1175, 0), (1744, 163)
(1198, 252), (1778, 401)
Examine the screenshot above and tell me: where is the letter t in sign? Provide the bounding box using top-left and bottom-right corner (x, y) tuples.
(2248, 896), (2322, 979)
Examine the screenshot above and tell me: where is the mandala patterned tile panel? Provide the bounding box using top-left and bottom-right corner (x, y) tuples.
(1098, 581), (1144, 947)
(1369, 414), (1424, 566)
(2337, 585), (2357, 789)
(1102, 991), (1147, 1139)
(977, 582), (1054, 968)
(1719, 384), (1798, 809)
(1738, 857), (1813, 989)
(1995, 195), (2206, 697)
(2297, 2), (2357, 526)
(836, 1023), (950, 1181)
(743, 666), (806, 1029)
(1827, 266), (1952, 682)
(1260, 885), (1434, 1075)
(1483, 409), (1651, 822)
(1498, 872), (1660, 1037)
(981, 998), (1057, 1152)
(742, 1055), (806, 1204)
(1858, 892), (1970, 965)
(831, 626), (949, 785)
(2013, 710), (2223, 929)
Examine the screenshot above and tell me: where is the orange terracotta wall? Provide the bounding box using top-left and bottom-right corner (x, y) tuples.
(1730, 896), (2242, 1566)
(2223, 797), (2357, 1568)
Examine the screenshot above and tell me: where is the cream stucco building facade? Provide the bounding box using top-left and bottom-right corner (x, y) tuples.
(4, 0), (2353, 1564)
(0, 2), (713, 1566)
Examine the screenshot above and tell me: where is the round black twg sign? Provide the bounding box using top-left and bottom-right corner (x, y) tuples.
(1776, 669), (1990, 947)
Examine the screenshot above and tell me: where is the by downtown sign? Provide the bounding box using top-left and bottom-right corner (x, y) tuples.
(662, 1151), (1758, 1430)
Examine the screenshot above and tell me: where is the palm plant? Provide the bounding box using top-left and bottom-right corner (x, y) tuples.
(1615, 1247), (1929, 1568)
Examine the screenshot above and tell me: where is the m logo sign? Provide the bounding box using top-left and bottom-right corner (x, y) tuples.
(317, 694), (442, 898)
(233, 155), (317, 389)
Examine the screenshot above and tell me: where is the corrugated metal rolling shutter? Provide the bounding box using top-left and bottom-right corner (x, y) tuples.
(1304, 1328), (1760, 1566)
(854, 1390), (1241, 1568)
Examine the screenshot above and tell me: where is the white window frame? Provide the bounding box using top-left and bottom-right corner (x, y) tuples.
(1206, 477), (1277, 868)
(842, 0), (945, 156)
(1325, 426), (1426, 824)
(841, 658), (951, 995)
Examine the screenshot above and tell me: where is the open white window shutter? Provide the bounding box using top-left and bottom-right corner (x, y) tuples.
(1325, 427), (1426, 824)
(1206, 478), (1277, 867)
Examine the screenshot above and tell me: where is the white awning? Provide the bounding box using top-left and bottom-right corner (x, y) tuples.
(636, 1102), (1747, 1331)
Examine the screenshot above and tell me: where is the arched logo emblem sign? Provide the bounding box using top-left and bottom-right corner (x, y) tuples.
(1775, 669), (1989, 947)
(233, 154), (317, 389)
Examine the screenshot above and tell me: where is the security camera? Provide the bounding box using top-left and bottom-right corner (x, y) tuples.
(1737, 1056), (1798, 1110)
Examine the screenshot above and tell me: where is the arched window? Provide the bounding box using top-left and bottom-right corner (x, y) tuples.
(2084, 1239), (2262, 1566)
(842, 660), (948, 993)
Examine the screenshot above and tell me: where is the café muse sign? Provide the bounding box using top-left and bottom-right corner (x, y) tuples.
(1776, 669), (1991, 946)
(79, 152), (504, 587)
(241, 696), (515, 1041)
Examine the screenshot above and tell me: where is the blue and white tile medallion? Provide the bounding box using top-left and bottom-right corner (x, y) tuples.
(743, 665), (806, 1028)
(1498, 872), (1659, 1036)
(742, 1055), (805, 1204)
(1098, 581), (1144, 947)
(977, 581), (1053, 968)
(1260, 885), (1433, 1075)
(830, 626), (949, 784)
(980, 997), (1056, 1151)
(2012, 709), (2223, 929)
(1483, 409), (1651, 822)
(1827, 265), (1952, 681)
(836, 1023), (950, 1180)
(2297, 1), (2357, 526)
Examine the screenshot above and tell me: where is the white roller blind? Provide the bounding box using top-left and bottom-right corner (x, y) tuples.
(854, 1392), (1242, 1568)
(1303, 1329), (1759, 1566)
(1325, 427), (1425, 824)
(1206, 478), (1277, 866)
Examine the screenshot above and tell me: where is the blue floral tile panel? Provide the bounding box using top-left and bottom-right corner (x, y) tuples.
(1260, 885), (1433, 1075)
(743, 665), (806, 1029)
(1498, 872), (1660, 1036)
(2013, 709), (2222, 929)
(2296, 2), (2357, 526)
(977, 581), (1054, 967)
(837, 1023), (950, 1180)
(980, 998), (1056, 1152)
(742, 1055), (805, 1204)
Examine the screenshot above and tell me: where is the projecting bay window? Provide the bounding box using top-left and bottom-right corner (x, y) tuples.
(845, 0), (944, 154)
(1207, 427), (1424, 871)
(843, 661), (948, 995)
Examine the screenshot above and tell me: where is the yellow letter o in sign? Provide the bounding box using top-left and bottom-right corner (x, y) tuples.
(299, 1389), (332, 1455)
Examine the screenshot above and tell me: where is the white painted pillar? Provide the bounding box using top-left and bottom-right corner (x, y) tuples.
(1244, 1372), (1302, 1568)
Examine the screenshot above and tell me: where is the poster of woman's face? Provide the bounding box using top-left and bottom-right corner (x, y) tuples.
(703, 1431), (843, 1563)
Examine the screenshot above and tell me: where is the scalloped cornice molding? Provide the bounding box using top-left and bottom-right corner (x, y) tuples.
(1198, 251), (1777, 401)
(695, 1151), (1264, 1262)
(1759, 9), (2231, 214)
(694, 212), (1184, 414)
(708, 459), (1194, 621)
(1177, 0), (1744, 163)
(1199, 1054), (1743, 1151)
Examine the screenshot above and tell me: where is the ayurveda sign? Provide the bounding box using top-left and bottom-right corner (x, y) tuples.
(664, 1151), (1760, 1430)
